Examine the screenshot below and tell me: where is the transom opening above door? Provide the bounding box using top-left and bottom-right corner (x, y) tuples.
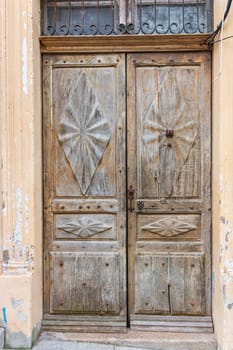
(41, 0), (213, 36)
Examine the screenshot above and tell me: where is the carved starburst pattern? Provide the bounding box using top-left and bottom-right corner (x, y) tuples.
(141, 68), (198, 187)
(57, 72), (112, 194)
(58, 216), (112, 238)
(142, 218), (197, 237)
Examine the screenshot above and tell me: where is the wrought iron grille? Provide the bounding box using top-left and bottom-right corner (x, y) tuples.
(41, 0), (213, 36)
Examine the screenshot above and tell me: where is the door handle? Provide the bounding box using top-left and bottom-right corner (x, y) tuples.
(128, 185), (135, 212)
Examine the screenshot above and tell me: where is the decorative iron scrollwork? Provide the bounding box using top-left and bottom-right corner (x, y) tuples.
(42, 0), (212, 36)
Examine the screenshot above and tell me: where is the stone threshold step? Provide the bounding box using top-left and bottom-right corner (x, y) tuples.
(32, 331), (217, 350)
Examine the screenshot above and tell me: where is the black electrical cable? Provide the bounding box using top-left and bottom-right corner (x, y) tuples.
(205, 0), (233, 46)
(215, 35), (233, 43)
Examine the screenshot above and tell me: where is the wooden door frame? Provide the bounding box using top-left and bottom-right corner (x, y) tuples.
(40, 34), (211, 53)
(40, 34), (213, 333)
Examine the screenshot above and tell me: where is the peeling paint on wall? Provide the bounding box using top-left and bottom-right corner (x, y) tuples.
(225, 260), (233, 281)
(22, 37), (28, 95)
(3, 189), (34, 269)
(219, 214), (233, 326)
(213, 272), (216, 294)
(11, 298), (27, 322)
(25, 195), (29, 235)
(219, 174), (223, 193)
(14, 188), (22, 252)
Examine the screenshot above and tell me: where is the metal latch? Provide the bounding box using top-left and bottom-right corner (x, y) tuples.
(128, 185), (135, 212)
(137, 200), (144, 210)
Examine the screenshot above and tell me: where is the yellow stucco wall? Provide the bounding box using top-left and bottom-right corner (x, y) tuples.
(0, 0), (233, 349)
(213, 1), (233, 349)
(0, 0), (42, 347)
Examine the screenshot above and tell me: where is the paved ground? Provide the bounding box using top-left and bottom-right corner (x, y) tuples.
(32, 331), (217, 350)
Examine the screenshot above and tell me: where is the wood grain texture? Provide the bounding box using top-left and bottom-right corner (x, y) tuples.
(130, 315), (213, 333)
(53, 65), (116, 197)
(55, 214), (116, 240)
(50, 252), (120, 314)
(134, 253), (205, 316)
(138, 214), (200, 240)
(43, 51), (211, 332)
(40, 34), (212, 53)
(127, 52), (211, 330)
(134, 255), (169, 314)
(43, 54), (126, 329)
(138, 64), (200, 198)
(55, 70), (112, 194)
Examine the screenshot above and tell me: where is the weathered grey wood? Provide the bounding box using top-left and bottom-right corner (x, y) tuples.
(134, 255), (169, 314)
(169, 254), (205, 315)
(134, 253), (205, 316)
(53, 65), (116, 197)
(43, 51), (211, 333)
(136, 241), (203, 253)
(136, 62), (200, 199)
(43, 53), (127, 330)
(127, 52), (211, 330)
(55, 214), (116, 240)
(51, 198), (119, 213)
(42, 323), (127, 333)
(137, 214), (200, 241)
(131, 315), (213, 322)
(130, 315), (213, 333)
(40, 35), (212, 54)
(50, 241), (119, 252)
(50, 252), (120, 314)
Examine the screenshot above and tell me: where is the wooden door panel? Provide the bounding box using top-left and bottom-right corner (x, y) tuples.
(43, 54), (126, 331)
(56, 142), (82, 196)
(134, 255), (169, 314)
(54, 66), (116, 197)
(136, 65), (200, 199)
(127, 52), (212, 332)
(54, 214), (117, 240)
(137, 214), (201, 241)
(134, 253), (204, 316)
(50, 252), (120, 314)
(168, 254), (205, 315)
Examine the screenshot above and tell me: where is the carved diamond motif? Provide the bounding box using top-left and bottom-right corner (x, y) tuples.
(57, 72), (112, 194)
(58, 217), (112, 238)
(141, 68), (197, 190)
(142, 218), (197, 237)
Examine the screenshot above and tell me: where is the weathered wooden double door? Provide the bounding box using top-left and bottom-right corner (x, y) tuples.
(43, 52), (212, 332)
